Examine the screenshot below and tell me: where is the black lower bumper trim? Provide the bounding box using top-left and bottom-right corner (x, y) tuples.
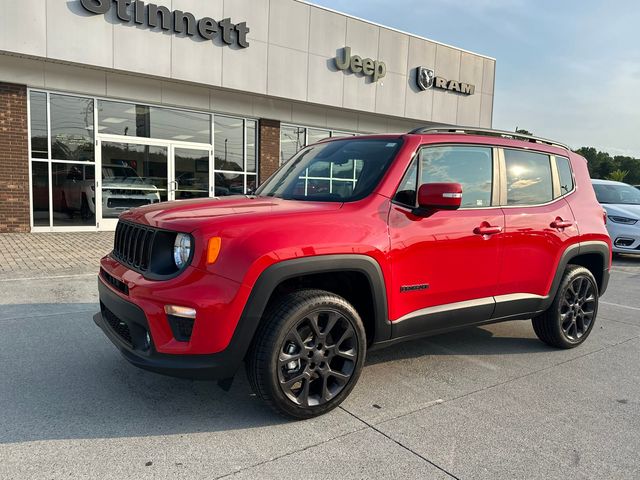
(95, 278), (240, 380)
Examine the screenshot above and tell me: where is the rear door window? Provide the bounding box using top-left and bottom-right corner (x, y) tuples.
(504, 149), (553, 205)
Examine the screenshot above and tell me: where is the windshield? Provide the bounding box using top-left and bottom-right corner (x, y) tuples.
(256, 138), (403, 202)
(594, 183), (640, 205)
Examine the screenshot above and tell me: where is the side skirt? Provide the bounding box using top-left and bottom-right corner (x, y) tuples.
(372, 294), (547, 350)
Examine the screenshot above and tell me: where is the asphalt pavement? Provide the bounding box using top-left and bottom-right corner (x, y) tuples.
(0, 255), (638, 479)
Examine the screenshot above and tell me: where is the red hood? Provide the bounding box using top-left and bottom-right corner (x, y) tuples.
(121, 196), (343, 231)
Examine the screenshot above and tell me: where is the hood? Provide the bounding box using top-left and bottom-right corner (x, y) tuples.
(603, 204), (640, 221)
(122, 195), (343, 231)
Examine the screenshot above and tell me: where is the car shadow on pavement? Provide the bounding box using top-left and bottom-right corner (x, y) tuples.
(365, 321), (553, 367)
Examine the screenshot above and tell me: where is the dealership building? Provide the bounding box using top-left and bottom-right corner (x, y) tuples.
(0, 0), (495, 232)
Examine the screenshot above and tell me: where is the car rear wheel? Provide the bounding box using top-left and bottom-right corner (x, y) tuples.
(246, 289), (366, 419)
(532, 265), (599, 348)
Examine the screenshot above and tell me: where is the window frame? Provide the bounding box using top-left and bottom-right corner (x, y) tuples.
(392, 143), (501, 210)
(499, 148), (575, 208)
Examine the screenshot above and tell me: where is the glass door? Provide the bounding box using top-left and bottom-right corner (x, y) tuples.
(170, 146), (213, 200)
(97, 139), (169, 230)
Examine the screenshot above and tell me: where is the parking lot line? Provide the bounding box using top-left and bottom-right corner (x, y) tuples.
(601, 301), (640, 311)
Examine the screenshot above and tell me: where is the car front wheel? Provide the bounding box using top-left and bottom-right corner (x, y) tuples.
(246, 289), (366, 419)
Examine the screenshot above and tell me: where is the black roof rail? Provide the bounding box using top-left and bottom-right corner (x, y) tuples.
(408, 125), (570, 150)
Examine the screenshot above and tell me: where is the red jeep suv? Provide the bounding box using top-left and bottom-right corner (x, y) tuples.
(94, 127), (611, 419)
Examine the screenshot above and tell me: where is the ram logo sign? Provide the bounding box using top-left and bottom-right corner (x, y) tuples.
(416, 67), (475, 95)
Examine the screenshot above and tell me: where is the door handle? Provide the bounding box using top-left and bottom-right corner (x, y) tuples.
(550, 218), (574, 229)
(473, 224), (503, 236)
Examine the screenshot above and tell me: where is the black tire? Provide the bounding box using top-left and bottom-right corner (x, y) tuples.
(246, 289), (366, 419)
(532, 265), (599, 349)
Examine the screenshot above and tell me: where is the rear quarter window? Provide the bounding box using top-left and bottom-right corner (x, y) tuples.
(555, 156), (575, 197)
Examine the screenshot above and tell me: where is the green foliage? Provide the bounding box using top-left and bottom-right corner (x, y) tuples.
(575, 147), (640, 184)
(606, 170), (630, 182)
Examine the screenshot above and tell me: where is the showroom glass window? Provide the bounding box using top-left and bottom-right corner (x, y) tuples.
(214, 116), (257, 196)
(29, 92), (97, 229)
(504, 149), (553, 205)
(29, 90), (259, 231)
(98, 101), (211, 144)
(280, 125), (357, 165)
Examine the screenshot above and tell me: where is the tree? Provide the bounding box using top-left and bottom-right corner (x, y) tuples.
(607, 170), (630, 182)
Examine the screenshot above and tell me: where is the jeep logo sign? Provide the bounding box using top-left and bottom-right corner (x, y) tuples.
(79, 0), (250, 48)
(416, 66), (475, 95)
(335, 47), (387, 83)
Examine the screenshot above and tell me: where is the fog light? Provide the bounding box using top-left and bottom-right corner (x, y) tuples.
(164, 305), (196, 319)
(144, 332), (152, 350)
(614, 238), (635, 248)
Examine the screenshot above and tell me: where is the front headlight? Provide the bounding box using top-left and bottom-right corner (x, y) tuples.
(173, 233), (192, 269)
(608, 216), (638, 225)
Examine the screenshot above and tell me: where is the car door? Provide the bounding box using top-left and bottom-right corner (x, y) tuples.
(388, 144), (504, 337)
(494, 149), (579, 317)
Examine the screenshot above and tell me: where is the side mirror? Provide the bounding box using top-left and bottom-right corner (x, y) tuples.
(416, 182), (463, 213)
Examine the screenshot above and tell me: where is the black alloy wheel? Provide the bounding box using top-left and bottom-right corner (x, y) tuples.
(246, 289), (366, 419)
(278, 309), (357, 407)
(532, 265), (599, 348)
(560, 276), (597, 341)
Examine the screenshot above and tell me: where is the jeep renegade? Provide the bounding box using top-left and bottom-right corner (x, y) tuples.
(94, 127), (612, 419)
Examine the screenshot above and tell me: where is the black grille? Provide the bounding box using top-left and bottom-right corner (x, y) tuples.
(113, 221), (156, 272)
(101, 303), (133, 347)
(100, 268), (129, 295)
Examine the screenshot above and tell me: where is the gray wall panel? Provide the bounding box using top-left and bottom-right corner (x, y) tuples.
(482, 58), (496, 95)
(378, 28), (409, 75)
(44, 63), (107, 96)
(309, 7), (347, 58)
(45, 0), (114, 68)
(1, 0), (46, 58)
(0, 0), (494, 128)
(307, 54), (344, 108)
(224, 0), (270, 43)
(222, 40), (268, 94)
(268, 45), (308, 101)
(345, 18), (380, 60)
(269, 0), (310, 51)
(375, 72), (407, 117)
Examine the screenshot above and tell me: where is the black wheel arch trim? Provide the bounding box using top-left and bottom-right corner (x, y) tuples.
(541, 240), (610, 311)
(237, 254), (391, 359)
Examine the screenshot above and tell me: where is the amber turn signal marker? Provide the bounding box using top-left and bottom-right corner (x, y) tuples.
(207, 237), (222, 264)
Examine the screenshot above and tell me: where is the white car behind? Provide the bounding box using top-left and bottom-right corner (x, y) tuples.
(592, 179), (640, 254)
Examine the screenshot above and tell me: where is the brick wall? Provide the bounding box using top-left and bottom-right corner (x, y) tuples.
(258, 118), (280, 184)
(0, 83), (30, 233)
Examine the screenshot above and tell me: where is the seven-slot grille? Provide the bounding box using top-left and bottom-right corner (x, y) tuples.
(113, 221), (156, 272)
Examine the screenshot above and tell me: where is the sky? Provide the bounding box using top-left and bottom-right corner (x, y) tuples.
(311, 0), (640, 157)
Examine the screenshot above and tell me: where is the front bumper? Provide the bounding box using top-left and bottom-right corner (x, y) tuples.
(607, 223), (640, 254)
(94, 278), (242, 380)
